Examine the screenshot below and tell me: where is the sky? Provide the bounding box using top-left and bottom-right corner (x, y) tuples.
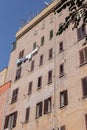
(0, 0), (51, 71)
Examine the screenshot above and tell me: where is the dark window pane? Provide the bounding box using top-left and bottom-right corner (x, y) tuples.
(82, 77), (87, 97)
(25, 107), (30, 122)
(59, 41), (63, 52)
(37, 76), (42, 89)
(49, 48), (53, 60)
(60, 90), (68, 107)
(50, 30), (53, 40)
(41, 36), (44, 46)
(85, 114), (87, 130)
(44, 97), (51, 114)
(31, 60), (34, 71)
(48, 70), (52, 84)
(11, 88), (19, 103)
(15, 67), (22, 81)
(36, 102), (42, 118)
(60, 125), (66, 130)
(39, 55), (43, 66)
(33, 42), (36, 50)
(19, 50), (24, 59)
(28, 82), (32, 94)
(59, 64), (64, 77)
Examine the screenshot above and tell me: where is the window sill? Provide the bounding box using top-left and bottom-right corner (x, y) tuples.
(59, 74), (64, 78)
(59, 50), (64, 54)
(27, 92), (32, 95)
(79, 62), (87, 67)
(24, 120), (29, 123)
(48, 57), (53, 60)
(44, 111), (51, 115)
(35, 115), (42, 119)
(11, 101), (17, 104)
(60, 105), (67, 109)
(37, 87), (41, 90)
(77, 35), (86, 43)
(82, 95), (87, 99)
(47, 81), (52, 84)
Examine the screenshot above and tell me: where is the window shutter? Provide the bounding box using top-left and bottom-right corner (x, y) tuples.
(84, 47), (87, 62)
(44, 99), (48, 114)
(85, 114), (87, 130)
(79, 50), (85, 65)
(77, 27), (81, 40)
(64, 90), (68, 105)
(39, 102), (42, 116)
(82, 25), (86, 37)
(19, 50), (24, 59)
(4, 116), (9, 129)
(38, 76), (42, 88)
(11, 88), (19, 103)
(13, 111), (18, 128)
(82, 77), (87, 97)
(28, 82), (32, 94)
(48, 70), (52, 83)
(40, 55), (43, 65)
(25, 107), (30, 122)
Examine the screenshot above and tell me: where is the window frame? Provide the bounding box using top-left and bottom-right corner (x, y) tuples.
(60, 90), (68, 108)
(11, 88), (19, 104)
(44, 97), (51, 114)
(37, 76), (42, 89)
(15, 67), (22, 81)
(82, 76), (87, 98)
(59, 64), (64, 78)
(49, 30), (53, 40)
(28, 82), (32, 95)
(49, 48), (53, 60)
(36, 102), (43, 118)
(25, 107), (30, 123)
(48, 70), (52, 84)
(77, 25), (86, 41)
(4, 111), (18, 129)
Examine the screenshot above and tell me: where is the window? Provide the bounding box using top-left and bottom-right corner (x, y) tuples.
(60, 125), (66, 130)
(28, 82), (32, 95)
(49, 48), (53, 60)
(4, 111), (18, 129)
(79, 47), (87, 66)
(33, 42), (36, 50)
(19, 50), (24, 59)
(39, 55), (43, 66)
(11, 88), (19, 103)
(30, 60), (35, 71)
(82, 77), (87, 97)
(59, 41), (63, 53)
(49, 30), (53, 40)
(15, 67), (22, 81)
(36, 102), (43, 118)
(48, 70), (52, 84)
(60, 90), (68, 108)
(37, 76), (42, 89)
(59, 64), (64, 78)
(41, 36), (44, 46)
(44, 97), (51, 114)
(25, 107), (30, 123)
(77, 25), (86, 41)
(85, 114), (87, 130)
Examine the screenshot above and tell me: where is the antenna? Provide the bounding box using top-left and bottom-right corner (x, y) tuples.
(44, 1), (49, 6)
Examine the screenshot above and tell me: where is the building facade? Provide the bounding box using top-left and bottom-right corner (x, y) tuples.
(0, 68), (8, 86)
(4, 0), (87, 130)
(0, 81), (11, 130)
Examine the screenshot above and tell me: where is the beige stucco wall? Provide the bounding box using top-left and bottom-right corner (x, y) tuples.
(0, 68), (8, 86)
(6, 0), (87, 130)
